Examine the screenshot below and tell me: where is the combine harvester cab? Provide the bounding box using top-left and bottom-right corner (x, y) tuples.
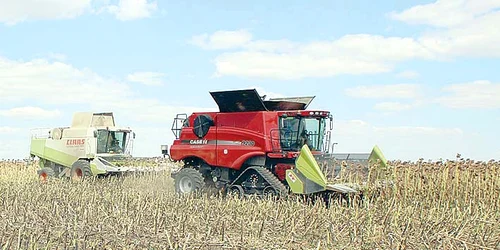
(166, 88), (389, 203)
(30, 112), (148, 181)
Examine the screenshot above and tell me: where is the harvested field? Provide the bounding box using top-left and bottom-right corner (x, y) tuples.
(0, 158), (499, 249)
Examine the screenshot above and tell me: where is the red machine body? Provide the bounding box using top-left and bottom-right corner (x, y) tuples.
(170, 110), (330, 170)
(169, 89), (333, 172)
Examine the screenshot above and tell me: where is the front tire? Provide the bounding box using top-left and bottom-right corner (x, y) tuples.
(174, 168), (204, 194)
(70, 160), (93, 181)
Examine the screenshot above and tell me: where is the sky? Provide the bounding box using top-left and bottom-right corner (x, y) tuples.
(0, 0), (499, 161)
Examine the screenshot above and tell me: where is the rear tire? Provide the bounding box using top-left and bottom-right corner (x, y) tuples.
(70, 160), (93, 181)
(38, 167), (55, 183)
(174, 168), (204, 194)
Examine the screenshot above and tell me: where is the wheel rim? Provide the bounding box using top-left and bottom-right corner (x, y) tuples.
(39, 172), (48, 182)
(263, 186), (277, 198)
(72, 168), (83, 181)
(179, 176), (194, 193)
(229, 185), (243, 197)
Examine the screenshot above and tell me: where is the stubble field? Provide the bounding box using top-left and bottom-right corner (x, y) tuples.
(0, 158), (499, 249)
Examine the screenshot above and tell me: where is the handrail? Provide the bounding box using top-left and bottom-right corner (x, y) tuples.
(29, 128), (52, 139)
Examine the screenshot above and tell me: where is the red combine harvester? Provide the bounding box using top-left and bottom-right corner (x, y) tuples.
(166, 89), (387, 199)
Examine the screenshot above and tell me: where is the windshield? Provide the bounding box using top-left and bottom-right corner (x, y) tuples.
(279, 116), (326, 151)
(96, 130), (129, 154)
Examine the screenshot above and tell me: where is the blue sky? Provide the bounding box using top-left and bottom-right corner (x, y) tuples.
(0, 0), (499, 161)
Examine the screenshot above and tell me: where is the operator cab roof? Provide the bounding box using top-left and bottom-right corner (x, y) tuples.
(209, 89), (315, 113)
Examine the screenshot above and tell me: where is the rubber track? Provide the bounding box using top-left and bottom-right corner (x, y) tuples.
(234, 166), (289, 196)
(255, 167), (289, 196)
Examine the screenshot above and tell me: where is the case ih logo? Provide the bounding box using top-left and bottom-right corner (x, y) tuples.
(190, 139), (208, 145)
(287, 172), (297, 183)
(66, 139), (85, 146)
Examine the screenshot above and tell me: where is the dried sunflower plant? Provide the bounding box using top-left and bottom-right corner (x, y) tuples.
(0, 156), (498, 249)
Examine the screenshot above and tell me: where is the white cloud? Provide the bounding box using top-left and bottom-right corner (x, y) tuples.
(192, 1), (500, 79)
(373, 102), (416, 112)
(372, 126), (463, 136)
(346, 80), (500, 111)
(389, 0), (500, 28)
(418, 11), (500, 58)
(0, 0), (158, 25)
(331, 120), (475, 161)
(190, 30), (436, 80)
(0, 127), (20, 134)
(213, 51), (392, 80)
(251, 86), (285, 100)
(0, 0), (92, 25)
(345, 84), (421, 99)
(243, 39), (296, 53)
(0, 56), (215, 124)
(318, 34), (435, 62)
(389, 0), (500, 58)
(103, 99), (217, 124)
(0, 139), (28, 160)
(0, 55), (217, 159)
(127, 71), (165, 86)
(0, 57), (133, 105)
(0, 107), (61, 119)
(396, 70), (419, 79)
(436, 80), (500, 108)
(189, 30), (253, 50)
(106, 0), (158, 21)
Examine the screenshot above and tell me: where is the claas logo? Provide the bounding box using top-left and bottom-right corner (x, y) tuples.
(66, 139), (85, 146)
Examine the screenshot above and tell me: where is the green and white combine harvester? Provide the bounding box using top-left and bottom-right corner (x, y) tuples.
(29, 112), (159, 181)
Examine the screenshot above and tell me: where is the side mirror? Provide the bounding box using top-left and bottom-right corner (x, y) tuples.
(161, 145), (169, 157)
(93, 130), (98, 138)
(133, 132), (136, 139)
(329, 115), (334, 130)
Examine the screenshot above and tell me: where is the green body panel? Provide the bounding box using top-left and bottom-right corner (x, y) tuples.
(285, 170), (304, 194)
(294, 145), (327, 188)
(369, 145), (388, 168)
(30, 139), (46, 158)
(30, 139), (79, 168)
(90, 161), (106, 175)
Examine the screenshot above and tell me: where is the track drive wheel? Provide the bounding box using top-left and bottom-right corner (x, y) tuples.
(174, 168), (204, 195)
(70, 160), (93, 181)
(38, 167), (55, 183)
(227, 185), (244, 198)
(262, 186), (278, 200)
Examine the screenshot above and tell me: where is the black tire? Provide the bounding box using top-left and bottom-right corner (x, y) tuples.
(38, 167), (55, 182)
(70, 160), (93, 181)
(174, 168), (204, 194)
